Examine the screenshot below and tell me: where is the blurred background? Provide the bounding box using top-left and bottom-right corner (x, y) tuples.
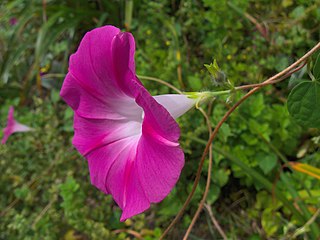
(0, 0), (319, 239)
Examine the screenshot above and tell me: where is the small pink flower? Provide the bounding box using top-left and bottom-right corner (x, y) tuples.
(60, 26), (195, 221)
(1, 106), (32, 144)
(9, 17), (17, 26)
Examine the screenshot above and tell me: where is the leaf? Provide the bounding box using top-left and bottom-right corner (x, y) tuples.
(187, 75), (202, 90)
(262, 210), (281, 237)
(206, 186), (220, 205)
(290, 6), (305, 18)
(258, 153), (277, 174)
(0, 87), (20, 100)
(289, 162), (320, 180)
(282, 0), (293, 8)
(14, 186), (29, 199)
(288, 64), (307, 89)
(248, 234), (262, 240)
(219, 123), (232, 142)
(64, 230), (83, 240)
(275, 57), (288, 72)
(288, 77), (301, 89)
(213, 168), (230, 187)
(313, 52), (320, 80)
(287, 81), (320, 128)
(249, 93), (264, 117)
(50, 90), (60, 103)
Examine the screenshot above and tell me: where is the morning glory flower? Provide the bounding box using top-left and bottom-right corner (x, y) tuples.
(9, 17), (17, 26)
(1, 106), (32, 144)
(60, 25), (195, 221)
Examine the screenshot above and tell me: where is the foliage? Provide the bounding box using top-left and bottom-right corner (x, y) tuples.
(287, 53), (320, 128)
(288, 80), (320, 128)
(1, 0), (320, 239)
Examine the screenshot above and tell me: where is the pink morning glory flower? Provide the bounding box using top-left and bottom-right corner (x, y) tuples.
(9, 17), (17, 26)
(1, 106), (32, 144)
(60, 25), (195, 221)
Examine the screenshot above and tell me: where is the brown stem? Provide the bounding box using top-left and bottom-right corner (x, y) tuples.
(204, 203), (228, 240)
(160, 41), (320, 239)
(183, 108), (213, 239)
(235, 60), (307, 91)
(138, 75), (182, 94)
(42, 0), (47, 22)
(112, 229), (143, 239)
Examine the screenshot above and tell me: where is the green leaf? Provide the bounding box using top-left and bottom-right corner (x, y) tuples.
(219, 123), (232, 142)
(206, 186), (220, 205)
(187, 75), (202, 90)
(50, 90), (60, 103)
(288, 64), (307, 89)
(262, 210), (281, 237)
(14, 186), (29, 199)
(213, 168), (230, 187)
(64, 108), (74, 120)
(313, 52), (320, 80)
(290, 6), (305, 18)
(275, 57), (288, 72)
(0, 87), (20, 100)
(287, 81), (320, 128)
(248, 94), (264, 117)
(288, 78), (309, 89)
(258, 153), (277, 174)
(248, 234), (262, 240)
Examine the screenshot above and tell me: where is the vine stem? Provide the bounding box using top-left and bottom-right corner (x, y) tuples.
(160, 41), (320, 239)
(204, 203), (228, 240)
(234, 59), (307, 91)
(292, 208), (320, 238)
(137, 75), (183, 94)
(113, 229), (143, 239)
(182, 108), (227, 240)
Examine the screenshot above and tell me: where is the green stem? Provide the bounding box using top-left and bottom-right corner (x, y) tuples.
(124, 0), (133, 31)
(184, 90), (231, 98)
(184, 90), (232, 109)
(41, 73), (65, 78)
(184, 85), (257, 103)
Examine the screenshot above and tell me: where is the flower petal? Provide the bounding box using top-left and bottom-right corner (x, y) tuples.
(73, 113), (142, 156)
(111, 32), (146, 98)
(86, 135), (139, 194)
(1, 106), (31, 144)
(135, 85), (185, 198)
(62, 72), (143, 121)
(68, 25), (121, 97)
(60, 26), (137, 120)
(111, 83), (185, 221)
(153, 94), (196, 119)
